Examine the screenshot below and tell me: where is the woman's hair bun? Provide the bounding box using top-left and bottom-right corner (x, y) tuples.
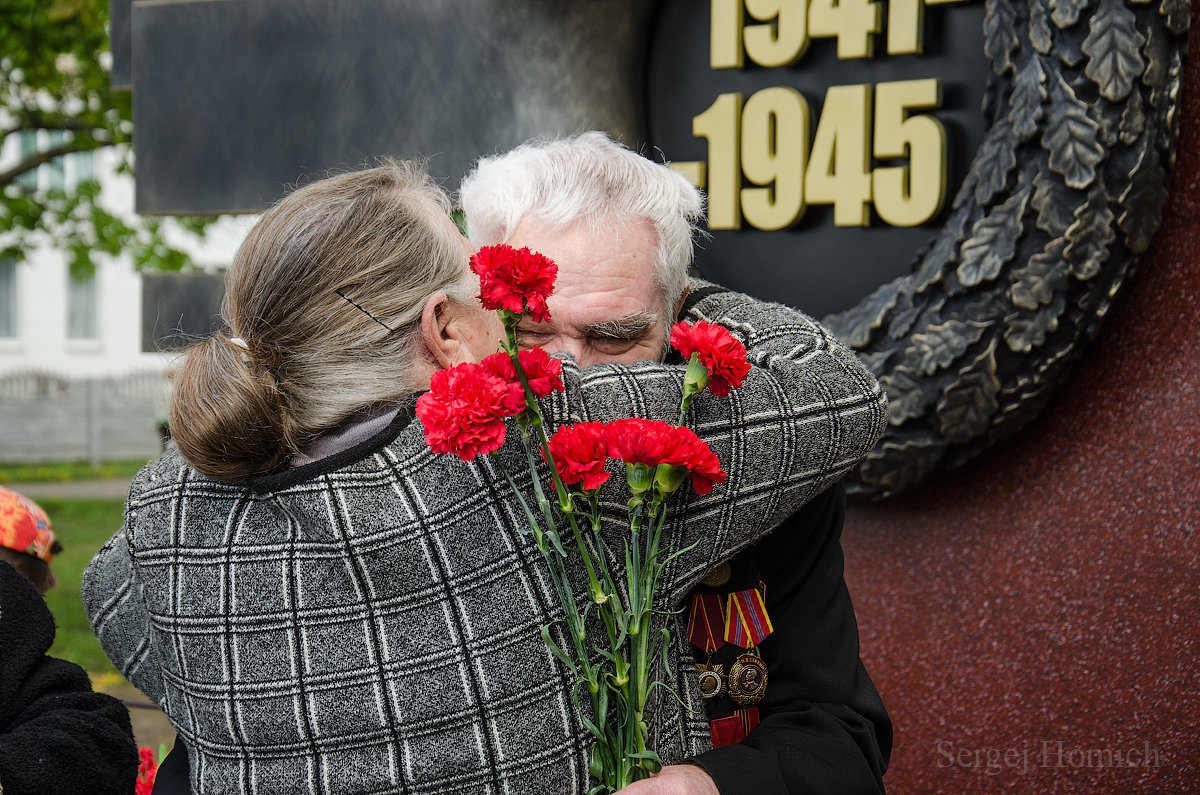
(169, 333), (289, 481)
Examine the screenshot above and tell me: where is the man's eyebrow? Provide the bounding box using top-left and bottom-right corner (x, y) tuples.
(584, 312), (658, 340)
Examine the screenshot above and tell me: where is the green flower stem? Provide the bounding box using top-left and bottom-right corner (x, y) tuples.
(516, 419), (563, 555)
(643, 494), (670, 595)
(644, 493), (660, 585)
(627, 503), (644, 632)
(626, 499), (655, 778)
(492, 323), (716, 790)
(507, 336), (616, 660)
(588, 500), (627, 653)
(491, 454), (546, 552)
(628, 491), (674, 779)
(506, 331), (627, 776)
(514, 427), (603, 702)
(532, 420), (606, 613)
(503, 327), (608, 615)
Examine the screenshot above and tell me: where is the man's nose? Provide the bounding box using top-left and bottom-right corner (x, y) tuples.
(546, 336), (590, 367)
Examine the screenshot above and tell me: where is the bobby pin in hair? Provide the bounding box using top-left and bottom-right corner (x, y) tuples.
(335, 289), (395, 333)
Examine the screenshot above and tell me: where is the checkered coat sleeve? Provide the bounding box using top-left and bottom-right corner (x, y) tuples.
(83, 285), (886, 794)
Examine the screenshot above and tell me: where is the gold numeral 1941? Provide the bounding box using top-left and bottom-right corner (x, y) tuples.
(676, 79), (947, 230)
(710, 0), (965, 66)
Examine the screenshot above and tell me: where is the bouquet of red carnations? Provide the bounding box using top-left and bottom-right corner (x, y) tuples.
(417, 245), (750, 792)
(135, 745), (163, 795)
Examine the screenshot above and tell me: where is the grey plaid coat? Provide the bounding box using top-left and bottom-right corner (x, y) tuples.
(84, 286), (887, 794)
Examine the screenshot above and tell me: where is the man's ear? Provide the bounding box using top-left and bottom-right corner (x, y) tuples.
(673, 285), (691, 323)
(421, 292), (462, 369)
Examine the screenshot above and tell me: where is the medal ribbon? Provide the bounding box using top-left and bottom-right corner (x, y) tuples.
(710, 708), (761, 748)
(724, 588), (773, 648)
(737, 707), (761, 737)
(687, 593), (726, 653)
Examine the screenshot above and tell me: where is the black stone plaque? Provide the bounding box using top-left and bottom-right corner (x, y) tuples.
(130, 0), (653, 214)
(109, 0), (132, 90)
(141, 271), (226, 352)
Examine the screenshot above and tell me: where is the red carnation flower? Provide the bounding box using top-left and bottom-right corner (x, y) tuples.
(606, 419), (727, 495)
(482, 348), (565, 400)
(546, 422), (611, 491)
(135, 747), (159, 795)
(470, 244), (557, 322)
(669, 320), (751, 397)
(661, 426), (726, 495)
(417, 362), (520, 461)
(604, 417), (674, 467)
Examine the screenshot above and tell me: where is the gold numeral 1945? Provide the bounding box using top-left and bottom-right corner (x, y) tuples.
(679, 79), (947, 230)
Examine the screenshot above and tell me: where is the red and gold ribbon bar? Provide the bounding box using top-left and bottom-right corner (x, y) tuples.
(688, 593), (726, 653)
(709, 707), (761, 748)
(736, 706), (761, 737)
(724, 588), (773, 649)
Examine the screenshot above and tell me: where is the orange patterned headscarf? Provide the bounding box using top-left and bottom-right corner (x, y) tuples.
(0, 486), (56, 562)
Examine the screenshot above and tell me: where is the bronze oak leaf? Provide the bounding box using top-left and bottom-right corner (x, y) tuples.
(984, 0), (1021, 74)
(903, 320), (988, 376)
(957, 185), (1031, 287)
(1082, 0), (1146, 102)
(1009, 57), (1049, 142)
(936, 340), (1001, 443)
(1011, 239), (1069, 310)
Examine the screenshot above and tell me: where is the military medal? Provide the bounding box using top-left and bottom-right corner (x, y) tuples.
(691, 582), (775, 725)
(688, 593), (727, 698)
(688, 593), (725, 653)
(700, 562), (732, 588)
(695, 662), (726, 699)
(722, 588), (773, 705)
(724, 588), (774, 649)
(727, 649), (769, 705)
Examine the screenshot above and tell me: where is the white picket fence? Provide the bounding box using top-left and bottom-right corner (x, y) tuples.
(0, 369), (169, 464)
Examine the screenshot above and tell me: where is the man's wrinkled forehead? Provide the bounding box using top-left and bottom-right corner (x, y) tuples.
(506, 215), (659, 301)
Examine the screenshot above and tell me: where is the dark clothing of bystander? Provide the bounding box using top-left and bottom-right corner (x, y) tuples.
(0, 561), (138, 795)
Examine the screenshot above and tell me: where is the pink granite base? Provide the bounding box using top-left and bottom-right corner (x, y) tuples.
(842, 10), (1200, 794)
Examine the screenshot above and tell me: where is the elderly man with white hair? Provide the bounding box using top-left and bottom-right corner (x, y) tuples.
(460, 132), (892, 795)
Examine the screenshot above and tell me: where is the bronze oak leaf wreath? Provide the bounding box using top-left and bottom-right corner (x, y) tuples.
(822, 0), (1189, 499)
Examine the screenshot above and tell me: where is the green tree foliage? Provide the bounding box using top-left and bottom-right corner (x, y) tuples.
(1, 0), (217, 278)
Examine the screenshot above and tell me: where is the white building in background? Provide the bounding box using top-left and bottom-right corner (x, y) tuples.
(0, 135), (256, 378)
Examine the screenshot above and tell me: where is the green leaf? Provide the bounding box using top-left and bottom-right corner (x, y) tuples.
(577, 710), (606, 742)
(595, 682), (609, 727)
(544, 526), (567, 558)
(540, 623), (578, 675)
(660, 538), (701, 566)
(658, 628), (674, 678)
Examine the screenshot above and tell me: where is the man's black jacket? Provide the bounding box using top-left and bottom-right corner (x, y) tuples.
(688, 484), (892, 794)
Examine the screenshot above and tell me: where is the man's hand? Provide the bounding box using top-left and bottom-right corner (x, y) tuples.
(616, 764), (720, 795)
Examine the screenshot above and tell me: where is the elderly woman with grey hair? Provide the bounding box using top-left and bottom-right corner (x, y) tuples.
(83, 159), (886, 793)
